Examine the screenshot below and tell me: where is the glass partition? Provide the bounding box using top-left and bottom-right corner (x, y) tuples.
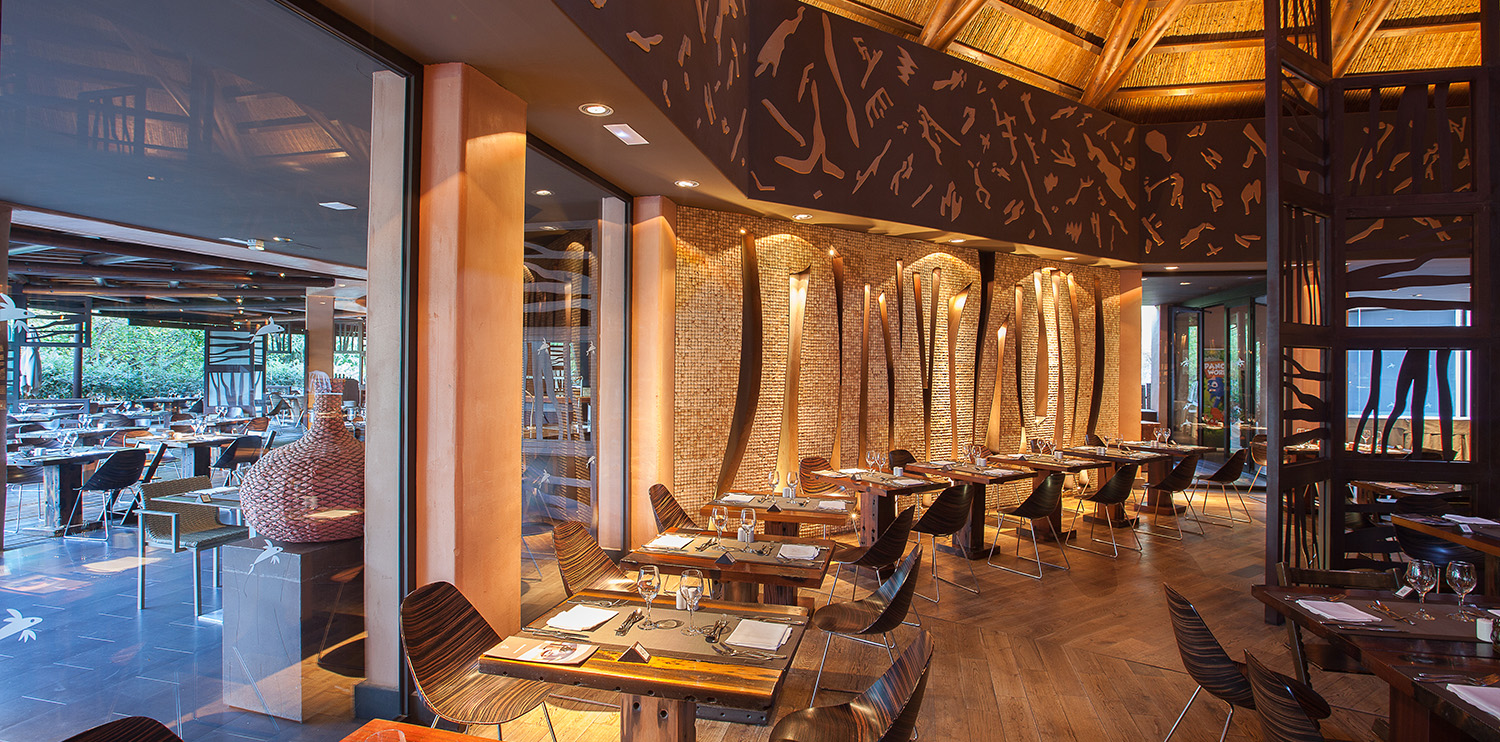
(1169, 308), (1202, 445)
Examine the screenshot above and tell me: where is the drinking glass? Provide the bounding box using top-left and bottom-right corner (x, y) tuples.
(680, 569), (705, 635)
(636, 565), (661, 630)
(1446, 561), (1478, 621)
(785, 471), (799, 499)
(711, 506), (729, 545)
(767, 469), (780, 495)
(866, 450), (876, 471)
(1406, 560), (1438, 620)
(740, 507), (756, 534)
(877, 451), (888, 473)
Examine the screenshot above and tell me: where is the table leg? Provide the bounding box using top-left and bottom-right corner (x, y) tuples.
(622, 695), (695, 742)
(1388, 686), (1463, 741)
(56, 463), (86, 535)
(762, 584), (798, 606)
(720, 581), (758, 603)
(192, 446), (212, 477)
(952, 483), (991, 559)
(857, 488), (893, 547)
(763, 521), (799, 538)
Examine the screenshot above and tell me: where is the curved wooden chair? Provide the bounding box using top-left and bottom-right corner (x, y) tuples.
(772, 630), (934, 742)
(1275, 563), (1400, 686)
(551, 521), (633, 597)
(1084, 433), (1107, 447)
(1245, 651), (1345, 742)
(913, 484), (981, 601)
(800, 455), (846, 497)
(1137, 453), (1204, 540)
(1249, 435), (1269, 491)
(1067, 464), (1142, 558)
(648, 483), (696, 532)
(137, 476), (249, 615)
(825, 505), (916, 604)
(1190, 449), (1252, 525)
(62, 716), (183, 742)
(809, 545), (923, 706)
(400, 581), (558, 740)
(989, 473), (1069, 579)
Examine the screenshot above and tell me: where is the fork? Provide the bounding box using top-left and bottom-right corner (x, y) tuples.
(711, 643), (783, 661)
(1415, 672), (1500, 686)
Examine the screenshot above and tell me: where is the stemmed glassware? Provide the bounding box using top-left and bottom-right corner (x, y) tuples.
(680, 569), (705, 635)
(636, 565), (661, 630)
(740, 507), (756, 535)
(785, 471), (799, 500)
(1446, 561), (1477, 621)
(865, 450), (877, 471)
(877, 451), (889, 473)
(1405, 560), (1438, 620)
(711, 506), (729, 546)
(767, 469), (780, 495)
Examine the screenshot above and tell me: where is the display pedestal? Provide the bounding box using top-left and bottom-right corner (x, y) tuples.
(222, 537), (365, 721)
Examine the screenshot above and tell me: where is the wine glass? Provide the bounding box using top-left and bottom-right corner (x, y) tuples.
(1405, 560), (1438, 620)
(877, 451), (888, 473)
(711, 506), (729, 545)
(740, 507), (756, 534)
(636, 565), (661, 630)
(866, 450), (876, 471)
(785, 471), (799, 500)
(1446, 561), (1477, 621)
(680, 569), (705, 635)
(767, 469), (780, 495)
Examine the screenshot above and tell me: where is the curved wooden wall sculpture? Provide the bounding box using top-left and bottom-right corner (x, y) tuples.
(1086, 278), (1106, 436)
(895, 259), (905, 350)
(924, 268), (941, 458)
(879, 292), (896, 453)
(986, 323), (1009, 452)
(1033, 271), (1048, 419)
(1051, 270), (1065, 450)
(911, 271), (930, 458)
(1068, 274), (1082, 441)
(858, 285), (871, 465)
(714, 231), (763, 496)
(971, 254), (996, 443)
(1436, 349), (1453, 456)
(947, 284), (970, 457)
(1014, 283), (1026, 451)
(831, 250), (846, 468)
(776, 264), (813, 485)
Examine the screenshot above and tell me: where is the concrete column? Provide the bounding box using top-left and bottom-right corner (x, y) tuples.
(413, 63), (526, 632)
(594, 197), (628, 552)
(1116, 270), (1143, 441)
(628, 196), (676, 549)
(305, 293), (336, 387)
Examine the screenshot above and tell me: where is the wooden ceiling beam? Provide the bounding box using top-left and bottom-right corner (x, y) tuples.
(919, 0), (962, 46)
(1110, 80), (1264, 99)
(983, 0), (1100, 53)
(8, 261), (335, 287)
(921, 0), (988, 50)
(8, 226), (334, 279)
(1084, 0), (1195, 107)
(1145, 17), (1480, 53)
(948, 44), (1082, 97)
(1334, 0), (1400, 76)
(1083, 0), (1148, 105)
(16, 285), (311, 298)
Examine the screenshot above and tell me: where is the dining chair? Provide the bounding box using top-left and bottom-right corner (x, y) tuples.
(551, 521), (634, 596)
(799, 455), (849, 498)
(136, 475), (250, 615)
(1066, 464), (1142, 558)
(1163, 584), (1331, 742)
(1249, 435), (1269, 493)
(1189, 449), (1251, 526)
(399, 581), (558, 740)
(648, 483), (697, 532)
(772, 629), (934, 742)
(1274, 563), (1400, 686)
(67, 447), (148, 539)
(887, 448), (929, 516)
(211, 433), (274, 486)
(1244, 651), (1348, 742)
(5, 465), (45, 534)
(989, 473), (1070, 579)
(825, 505), (916, 604)
(1085, 433), (1106, 447)
(912, 483), (981, 601)
(808, 545), (922, 706)
(1137, 453), (1204, 540)
(61, 716), (184, 742)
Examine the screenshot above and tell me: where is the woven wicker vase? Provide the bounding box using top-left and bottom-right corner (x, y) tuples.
(239, 374), (364, 542)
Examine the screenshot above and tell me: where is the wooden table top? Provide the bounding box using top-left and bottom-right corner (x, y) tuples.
(129, 434), (239, 448)
(621, 527), (833, 587)
(1058, 446), (1172, 465)
(340, 720), (490, 741)
(1356, 481), (1471, 499)
(1392, 515), (1500, 559)
(479, 588), (810, 712)
(902, 460), (1036, 485)
(983, 453), (1111, 474)
(11, 446), (127, 466)
(700, 492), (853, 526)
(155, 486), (242, 510)
(1119, 441), (1214, 456)
(805, 468), (945, 496)
(1359, 648), (1500, 742)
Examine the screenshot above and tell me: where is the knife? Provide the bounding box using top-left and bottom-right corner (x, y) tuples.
(615, 609), (643, 636)
(523, 627), (591, 641)
(1372, 601), (1417, 625)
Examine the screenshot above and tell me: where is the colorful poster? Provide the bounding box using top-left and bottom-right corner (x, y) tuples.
(1204, 348), (1226, 426)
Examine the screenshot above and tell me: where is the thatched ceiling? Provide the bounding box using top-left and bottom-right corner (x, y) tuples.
(808, 0), (1482, 122)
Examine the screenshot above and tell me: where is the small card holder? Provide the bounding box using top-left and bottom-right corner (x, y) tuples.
(715, 552), (736, 566)
(199, 493), (214, 503)
(617, 642), (652, 663)
(766, 503), (782, 513)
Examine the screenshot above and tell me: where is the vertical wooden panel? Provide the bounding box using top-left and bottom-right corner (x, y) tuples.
(775, 265), (812, 485)
(632, 197), (678, 546)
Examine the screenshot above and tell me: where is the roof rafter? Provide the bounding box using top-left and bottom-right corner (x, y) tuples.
(983, 0), (1100, 53)
(1333, 0), (1399, 76)
(919, 0), (988, 50)
(1083, 0), (1195, 107)
(1083, 0), (1148, 105)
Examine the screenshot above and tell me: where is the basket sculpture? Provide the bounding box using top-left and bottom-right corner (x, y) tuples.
(239, 372), (364, 542)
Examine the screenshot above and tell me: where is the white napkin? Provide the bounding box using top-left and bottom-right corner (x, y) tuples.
(817, 500), (846, 511)
(546, 605), (617, 631)
(838, 468), (864, 474)
(1447, 684), (1500, 720)
(1445, 515), (1500, 526)
(928, 460), (957, 467)
(983, 468), (1019, 476)
(812, 470), (840, 477)
(778, 544), (821, 560)
(1295, 599), (1382, 622)
(645, 534), (694, 550)
(721, 494), (756, 504)
(726, 619), (792, 650)
(892, 477), (925, 486)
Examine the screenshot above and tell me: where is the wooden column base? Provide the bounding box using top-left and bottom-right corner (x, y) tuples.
(622, 695), (696, 742)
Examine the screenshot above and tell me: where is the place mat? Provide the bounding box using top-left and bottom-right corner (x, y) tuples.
(1289, 595), (1486, 642)
(712, 493), (850, 515)
(500, 602), (807, 667)
(635, 532), (829, 567)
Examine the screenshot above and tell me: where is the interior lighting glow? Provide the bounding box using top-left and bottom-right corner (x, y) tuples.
(605, 123), (649, 145)
(580, 103), (613, 116)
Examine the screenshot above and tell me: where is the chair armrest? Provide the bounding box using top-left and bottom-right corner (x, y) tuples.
(137, 508), (181, 551)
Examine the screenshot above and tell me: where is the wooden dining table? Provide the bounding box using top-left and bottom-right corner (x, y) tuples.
(1061, 445), (1173, 526)
(1255, 584), (1500, 741)
(1393, 514), (1500, 594)
(805, 467), (944, 547)
(1118, 441), (1213, 514)
(480, 588), (812, 741)
(622, 526), (833, 605)
(981, 453), (1112, 542)
(128, 433), (239, 476)
(699, 491), (853, 538)
(11, 446), (130, 535)
(901, 459), (1035, 557)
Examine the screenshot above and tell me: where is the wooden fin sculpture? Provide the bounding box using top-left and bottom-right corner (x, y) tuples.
(896, 259), (905, 350)
(1436, 349), (1454, 457)
(1067, 274), (1082, 442)
(831, 249), (846, 468)
(879, 293), (897, 453)
(776, 264), (813, 486)
(1086, 278), (1106, 437)
(947, 284), (970, 458)
(1050, 270), (1065, 450)
(971, 254), (996, 444)
(1352, 349), (1382, 449)
(925, 268), (941, 459)
(858, 285), (871, 466)
(1014, 282), (1027, 452)
(714, 230), (762, 496)
(1381, 350), (1426, 453)
(1033, 270), (1048, 419)
(986, 321), (1009, 452)
(911, 271), (930, 458)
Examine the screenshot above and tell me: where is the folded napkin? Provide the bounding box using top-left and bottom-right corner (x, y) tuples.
(545, 605), (617, 632)
(1445, 515), (1500, 526)
(928, 460), (957, 467)
(892, 477), (926, 486)
(838, 468), (865, 474)
(644, 534), (694, 550)
(1447, 684), (1500, 720)
(726, 619), (792, 650)
(721, 494), (756, 504)
(983, 468), (1020, 476)
(1295, 599), (1382, 623)
(817, 500), (846, 511)
(812, 470), (840, 478)
(200, 486), (239, 495)
(778, 544), (821, 560)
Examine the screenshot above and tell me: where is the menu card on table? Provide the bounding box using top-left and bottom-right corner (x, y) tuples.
(490, 636), (599, 665)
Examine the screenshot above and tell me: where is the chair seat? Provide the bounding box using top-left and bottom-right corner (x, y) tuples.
(811, 599), (882, 634)
(830, 543), (872, 565)
(769, 704), (865, 742)
(1233, 660), (1332, 720)
(1005, 501), (1054, 519)
(425, 669), (556, 726)
(146, 525), (248, 550)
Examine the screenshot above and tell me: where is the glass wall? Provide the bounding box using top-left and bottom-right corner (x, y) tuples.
(1169, 308), (1201, 444)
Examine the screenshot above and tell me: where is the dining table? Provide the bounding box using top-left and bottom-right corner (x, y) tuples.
(622, 526), (833, 605)
(127, 433), (239, 477)
(981, 452), (1112, 542)
(1393, 514), (1500, 595)
(480, 588), (812, 741)
(805, 467), (944, 547)
(1118, 440), (1214, 514)
(900, 459), (1036, 557)
(11, 445), (130, 535)
(1061, 445), (1173, 525)
(699, 490), (853, 539)
(1255, 583), (1500, 741)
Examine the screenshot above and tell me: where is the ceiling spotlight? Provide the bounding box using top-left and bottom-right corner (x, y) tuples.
(1063, 256), (1076, 261)
(793, 213), (812, 220)
(319, 201), (357, 211)
(541, 225), (561, 231)
(1164, 265), (1180, 270)
(604, 123), (649, 145)
(674, 179), (700, 188)
(337, 284), (348, 288)
(949, 238), (966, 244)
(247, 239), (266, 251)
(579, 103), (613, 117)
(533, 189), (553, 196)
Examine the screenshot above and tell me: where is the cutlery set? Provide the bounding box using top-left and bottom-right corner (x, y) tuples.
(1414, 672), (1500, 686)
(615, 609), (644, 636)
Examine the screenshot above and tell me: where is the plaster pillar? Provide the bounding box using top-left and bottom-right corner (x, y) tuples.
(1116, 270), (1143, 441)
(628, 196), (676, 549)
(413, 63), (526, 632)
(594, 198), (628, 552)
(305, 293), (336, 387)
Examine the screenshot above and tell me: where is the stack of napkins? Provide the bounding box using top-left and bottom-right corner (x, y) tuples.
(1295, 599), (1381, 622)
(726, 619), (792, 650)
(838, 468), (865, 474)
(817, 500), (846, 511)
(1448, 684), (1500, 720)
(545, 605), (617, 632)
(1445, 515), (1500, 526)
(644, 534), (695, 550)
(721, 493), (756, 503)
(778, 544), (821, 560)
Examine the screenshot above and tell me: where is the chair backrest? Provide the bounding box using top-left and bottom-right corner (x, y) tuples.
(1208, 449), (1249, 482)
(1152, 454), (1201, 493)
(1245, 651), (1327, 742)
(855, 506), (917, 571)
(1163, 584), (1255, 709)
(1394, 523), (1484, 568)
(648, 483), (696, 532)
(214, 435), (266, 469)
(853, 630), (935, 742)
(140, 476), (228, 540)
(552, 521), (627, 597)
(62, 716), (184, 742)
(888, 449), (917, 470)
(1275, 563), (1400, 591)
(800, 455), (838, 495)
(1405, 448), (1456, 461)
(912, 484), (977, 537)
(1089, 464), (1140, 506)
(1008, 473), (1067, 519)
(8, 465), (44, 485)
(97, 413), (134, 427)
(1084, 433), (1106, 447)
(1250, 439), (1269, 467)
(244, 417), (270, 432)
(858, 544), (923, 635)
(81, 448), (148, 492)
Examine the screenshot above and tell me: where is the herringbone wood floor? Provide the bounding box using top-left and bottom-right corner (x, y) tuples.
(498, 492), (1388, 741)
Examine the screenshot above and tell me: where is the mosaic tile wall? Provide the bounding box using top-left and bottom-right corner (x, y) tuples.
(673, 206), (1121, 529)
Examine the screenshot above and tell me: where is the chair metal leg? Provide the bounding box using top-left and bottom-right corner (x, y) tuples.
(137, 524), (148, 609)
(810, 630), (836, 706)
(915, 534), (941, 603)
(824, 563), (844, 605)
(1163, 686), (1202, 741)
(1218, 704), (1235, 742)
(988, 514), (1042, 579)
(193, 549), (203, 616)
(932, 532), (981, 595)
(540, 702), (559, 742)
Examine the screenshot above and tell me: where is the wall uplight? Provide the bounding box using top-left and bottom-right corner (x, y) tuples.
(793, 214), (813, 220)
(1164, 265), (1180, 270)
(533, 189), (553, 196)
(949, 238), (966, 244)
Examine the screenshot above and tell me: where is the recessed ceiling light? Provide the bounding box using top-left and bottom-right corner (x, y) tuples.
(579, 103), (613, 117)
(949, 238), (966, 244)
(1179, 281), (1191, 285)
(604, 123), (649, 145)
(1063, 256), (1076, 261)
(337, 284), (347, 288)
(319, 201), (357, 211)
(792, 213), (812, 220)
(541, 225), (561, 231)
(247, 239), (266, 251)
(533, 189), (553, 196)
(1164, 265), (1180, 270)
(674, 179), (700, 188)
